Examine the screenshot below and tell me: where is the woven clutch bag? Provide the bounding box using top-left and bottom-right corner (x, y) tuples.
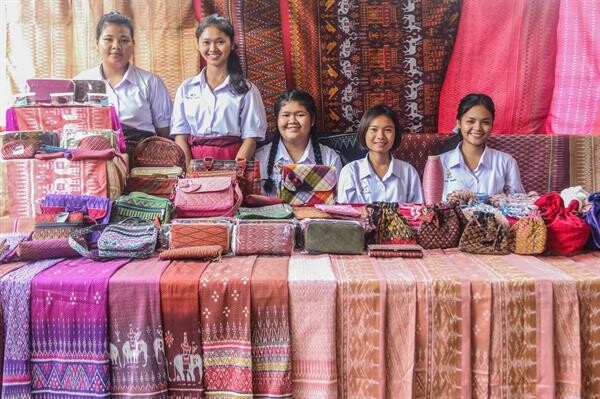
(170, 222), (230, 251)
(232, 221), (295, 255)
(303, 220), (364, 254)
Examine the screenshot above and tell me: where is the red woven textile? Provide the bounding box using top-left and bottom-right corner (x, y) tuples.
(250, 256), (292, 397)
(160, 260), (210, 398)
(200, 256), (256, 397)
(438, 0), (560, 134)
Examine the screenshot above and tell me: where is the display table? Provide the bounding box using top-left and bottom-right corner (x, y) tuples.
(0, 250), (598, 398)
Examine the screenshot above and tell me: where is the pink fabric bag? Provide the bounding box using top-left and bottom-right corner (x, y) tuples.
(25, 79), (75, 103)
(174, 175), (242, 217)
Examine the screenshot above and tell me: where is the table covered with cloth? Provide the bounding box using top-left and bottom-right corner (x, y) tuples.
(0, 250), (598, 398)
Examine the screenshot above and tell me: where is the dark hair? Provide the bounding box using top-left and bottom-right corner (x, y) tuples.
(438, 93), (496, 154)
(263, 90), (323, 194)
(356, 105), (402, 151)
(96, 11), (134, 42)
(196, 14), (249, 96)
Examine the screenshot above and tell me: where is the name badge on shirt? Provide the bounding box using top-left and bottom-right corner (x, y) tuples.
(444, 169), (456, 183)
(360, 180), (371, 194)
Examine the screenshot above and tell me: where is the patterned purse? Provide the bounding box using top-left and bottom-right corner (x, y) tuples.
(174, 176), (242, 218)
(236, 204), (294, 219)
(73, 79), (107, 103)
(188, 158), (261, 196)
(510, 210), (547, 255)
(60, 128), (118, 150)
(458, 211), (513, 255)
(111, 192), (173, 224)
(170, 221), (231, 251)
(303, 220), (364, 254)
(126, 166), (183, 198)
(69, 220), (158, 259)
(278, 164), (336, 205)
(232, 220), (295, 255)
(1, 130), (59, 159)
(32, 213), (88, 240)
(417, 202), (467, 249)
(133, 136), (186, 170)
(40, 194), (112, 224)
(367, 202), (416, 244)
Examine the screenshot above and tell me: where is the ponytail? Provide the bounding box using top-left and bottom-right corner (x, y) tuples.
(263, 133), (281, 194)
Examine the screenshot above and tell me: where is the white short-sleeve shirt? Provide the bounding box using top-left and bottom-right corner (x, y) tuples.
(255, 138), (343, 196)
(439, 144), (525, 199)
(170, 68), (267, 140)
(337, 155), (424, 204)
(75, 63), (172, 133)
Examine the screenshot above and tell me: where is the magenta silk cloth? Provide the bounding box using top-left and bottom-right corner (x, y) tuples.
(438, 0), (560, 134)
(546, 0), (600, 134)
(108, 257), (171, 398)
(30, 257), (129, 398)
(0, 259), (62, 398)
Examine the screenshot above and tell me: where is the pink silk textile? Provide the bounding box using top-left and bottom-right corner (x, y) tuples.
(199, 256), (255, 398)
(288, 254), (337, 399)
(108, 257), (172, 398)
(250, 256), (292, 398)
(438, 0), (560, 134)
(546, 0), (600, 134)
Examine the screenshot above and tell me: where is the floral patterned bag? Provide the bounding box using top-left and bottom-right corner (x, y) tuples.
(417, 202), (467, 249)
(367, 202), (415, 244)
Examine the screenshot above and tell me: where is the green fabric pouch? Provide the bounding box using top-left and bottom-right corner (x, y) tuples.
(236, 204), (294, 219)
(303, 220), (364, 254)
(110, 192), (173, 224)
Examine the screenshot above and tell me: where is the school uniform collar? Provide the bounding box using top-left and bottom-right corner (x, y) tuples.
(447, 143), (492, 171)
(275, 138), (316, 165)
(358, 154), (403, 182)
(100, 63), (137, 86)
(191, 68), (231, 91)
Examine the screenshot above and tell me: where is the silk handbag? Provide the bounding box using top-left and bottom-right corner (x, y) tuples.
(73, 79), (107, 103)
(416, 202), (467, 249)
(60, 128), (118, 150)
(174, 176), (242, 218)
(69, 220), (158, 259)
(126, 166), (183, 198)
(303, 219), (364, 254)
(133, 136), (186, 170)
(170, 221), (231, 251)
(236, 204), (294, 219)
(111, 192), (173, 224)
(188, 157), (261, 196)
(232, 220), (295, 255)
(367, 202), (416, 244)
(40, 194), (112, 224)
(1, 130), (59, 159)
(278, 164), (336, 205)
(25, 78), (75, 103)
(458, 211), (513, 255)
(510, 210), (547, 255)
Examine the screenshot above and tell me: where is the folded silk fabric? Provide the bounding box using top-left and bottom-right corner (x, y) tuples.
(158, 245), (223, 260)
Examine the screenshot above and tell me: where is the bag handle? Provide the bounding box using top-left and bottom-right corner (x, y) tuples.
(69, 224), (108, 260)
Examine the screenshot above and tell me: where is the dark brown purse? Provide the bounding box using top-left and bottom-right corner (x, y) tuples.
(417, 202), (467, 249)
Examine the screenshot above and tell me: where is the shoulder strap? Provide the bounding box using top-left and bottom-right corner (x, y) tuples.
(69, 224), (108, 260)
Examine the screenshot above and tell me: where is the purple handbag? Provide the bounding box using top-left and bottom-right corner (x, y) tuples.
(584, 192), (600, 249)
(40, 194), (112, 224)
(25, 78), (75, 103)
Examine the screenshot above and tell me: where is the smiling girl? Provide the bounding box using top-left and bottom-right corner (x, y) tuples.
(439, 93), (525, 199)
(337, 105), (423, 204)
(75, 12), (172, 139)
(170, 14), (267, 164)
(255, 90), (342, 196)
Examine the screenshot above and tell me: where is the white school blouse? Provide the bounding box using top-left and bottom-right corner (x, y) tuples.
(337, 155), (424, 204)
(170, 68), (267, 140)
(254, 138), (343, 196)
(439, 144), (525, 199)
(75, 63), (172, 133)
